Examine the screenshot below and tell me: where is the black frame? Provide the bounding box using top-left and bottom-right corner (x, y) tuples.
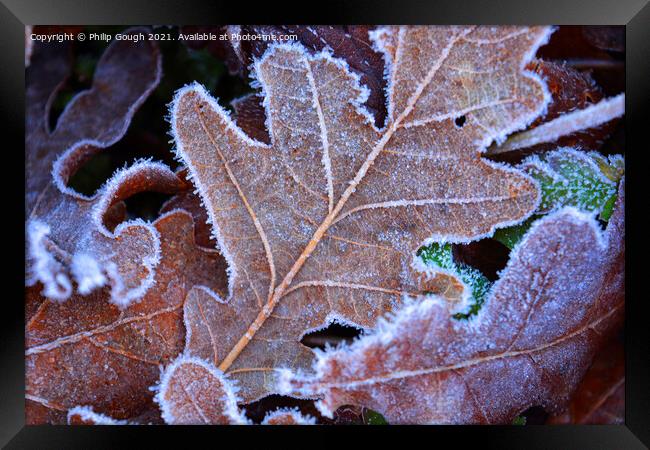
(3, 0), (648, 447)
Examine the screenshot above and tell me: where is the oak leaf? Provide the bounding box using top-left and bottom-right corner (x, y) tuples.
(183, 25), (388, 127)
(25, 28), (173, 306)
(280, 183), (624, 424)
(154, 355), (250, 425)
(261, 408), (316, 425)
(487, 59), (619, 160)
(171, 26), (552, 402)
(67, 406), (127, 425)
(26, 210), (228, 424)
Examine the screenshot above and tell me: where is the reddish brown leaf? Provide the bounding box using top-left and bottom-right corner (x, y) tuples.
(183, 25), (388, 127)
(25, 28), (177, 305)
(261, 408), (316, 425)
(67, 406), (127, 425)
(155, 355), (249, 424)
(488, 60), (622, 160)
(171, 26), (551, 402)
(26, 210), (228, 424)
(548, 337), (624, 424)
(230, 94), (271, 144)
(160, 170), (217, 249)
(281, 184), (625, 424)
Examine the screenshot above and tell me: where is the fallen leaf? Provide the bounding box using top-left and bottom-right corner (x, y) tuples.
(489, 94), (624, 156)
(25, 27), (170, 305)
(154, 355), (250, 425)
(230, 94), (271, 144)
(261, 408), (316, 425)
(183, 25), (388, 127)
(26, 210), (228, 424)
(494, 148), (624, 249)
(171, 26), (552, 402)
(159, 170), (217, 249)
(67, 406), (127, 425)
(548, 337), (624, 424)
(280, 184), (625, 424)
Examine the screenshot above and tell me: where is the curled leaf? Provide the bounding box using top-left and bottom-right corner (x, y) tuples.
(26, 210), (228, 424)
(27, 161), (185, 306)
(25, 28), (167, 305)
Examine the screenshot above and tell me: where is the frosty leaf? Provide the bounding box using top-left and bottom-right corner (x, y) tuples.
(261, 407), (316, 425)
(26, 210), (228, 424)
(548, 338), (624, 424)
(522, 148), (623, 217)
(26, 161), (185, 306)
(184, 25), (388, 127)
(416, 243), (492, 320)
(154, 355), (250, 425)
(490, 94), (624, 155)
(25, 28), (170, 305)
(67, 406), (128, 425)
(494, 148), (624, 249)
(486, 59), (615, 160)
(26, 27), (161, 213)
(280, 185), (625, 424)
(172, 26), (551, 402)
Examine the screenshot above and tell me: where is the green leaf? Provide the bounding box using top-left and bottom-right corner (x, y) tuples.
(417, 243), (492, 320)
(363, 409), (388, 425)
(494, 216), (538, 250)
(494, 149), (623, 249)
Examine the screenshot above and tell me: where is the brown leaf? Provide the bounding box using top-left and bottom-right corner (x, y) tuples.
(171, 26), (551, 402)
(155, 355), (250, 424)
(488, 60), (622, 160)
(25, 28), (178, 305)
(548, 337), (624, 424)
(230, 94), (271, 144)
(184, 25), (388, 127)
(281, 184), (625, 424)
(261, 408), (316, 425)
(26, 210), (228, 424)
(160, 170), (217, 249)
(67, 406), (127, 425)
